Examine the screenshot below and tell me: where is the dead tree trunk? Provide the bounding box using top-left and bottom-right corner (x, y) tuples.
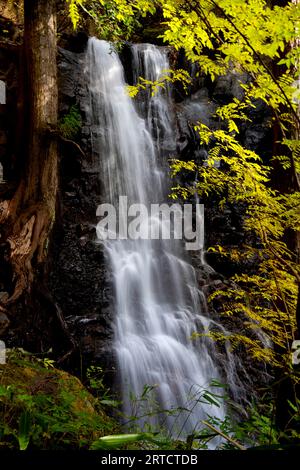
(0, 0), (58, 305)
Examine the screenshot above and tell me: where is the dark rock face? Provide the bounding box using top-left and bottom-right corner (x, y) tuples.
(173, 65), (272, 277)
(49, 48), (115, 376)
(171, 63), (272, 396)
(175, 90), (218, 160)
(0, 37), (273, 398)
(48, 46), (272, 392)
(212, 72), (249, 103)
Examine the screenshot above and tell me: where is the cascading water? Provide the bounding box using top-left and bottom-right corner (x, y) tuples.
(131, 44), (174, 157)
(87, 38), (240, 436)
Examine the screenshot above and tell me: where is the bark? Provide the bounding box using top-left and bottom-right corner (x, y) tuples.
(0, 0), (58, 305)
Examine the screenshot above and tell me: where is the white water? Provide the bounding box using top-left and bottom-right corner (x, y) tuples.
(131, 44), (174, 157)
(87, 38), (232, 436)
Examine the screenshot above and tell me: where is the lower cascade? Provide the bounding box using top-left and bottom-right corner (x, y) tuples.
(87, 37), (240, 436)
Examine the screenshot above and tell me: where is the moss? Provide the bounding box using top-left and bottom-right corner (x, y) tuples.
(0, 350), (118, 449)
(58, 105), (82, 140)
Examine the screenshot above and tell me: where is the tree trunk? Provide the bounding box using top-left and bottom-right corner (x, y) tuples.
(0, 0), (58, 305)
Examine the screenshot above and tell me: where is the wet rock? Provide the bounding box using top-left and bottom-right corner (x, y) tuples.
(58, 47), (86, 102)
(243, 124), (272, 154)
(212, 72), (249, 103)
(46, 47), (115, 374)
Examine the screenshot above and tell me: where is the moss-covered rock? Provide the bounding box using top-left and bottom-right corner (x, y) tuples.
(0, 350), (118, 449)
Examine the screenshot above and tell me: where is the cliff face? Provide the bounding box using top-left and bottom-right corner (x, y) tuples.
(49, 46), (115, 375)
(47, 42), (271, 382)
(0, 30), (271, 386)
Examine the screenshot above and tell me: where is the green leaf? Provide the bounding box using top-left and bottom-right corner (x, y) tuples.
(99, 399), (120, 408)
(202, 392), (221, 407)
(18, 411), (31, 451)
(90, 433), (154, 450)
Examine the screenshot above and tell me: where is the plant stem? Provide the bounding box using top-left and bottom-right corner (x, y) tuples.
(201, 420), (247, 450)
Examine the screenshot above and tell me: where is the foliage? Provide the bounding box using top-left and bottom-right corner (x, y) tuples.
(1, 352), (299, 450)
(76, 0), (300, 376)
(66, 0), (84, 29)
(127, 68), (191, 97)
(165, 0), (300, 376)
(86, 365), (121, 408)
(187, 394), (300, 450)
(64, 0), (300, 435)
(172, 119), (299, 370)
(82, 0), (143, 41)
(91, 383), (300, 450)
(65, 0), (145, 41)
(0, 351), (118, 450)
(88, 381), (228, 450)
(58, 104), (82, 140)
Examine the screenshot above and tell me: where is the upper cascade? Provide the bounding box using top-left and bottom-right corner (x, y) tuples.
(86, 37), (242, 437)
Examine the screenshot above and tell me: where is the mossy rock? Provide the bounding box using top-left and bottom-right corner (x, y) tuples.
(0, 350), (118, 449)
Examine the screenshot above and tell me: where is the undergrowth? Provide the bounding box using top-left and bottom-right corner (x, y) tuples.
(0, 350), (118, 450)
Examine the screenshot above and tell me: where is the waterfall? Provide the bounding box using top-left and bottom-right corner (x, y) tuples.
(131, 44), (174, 158)
(86, 38), (232, 437)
